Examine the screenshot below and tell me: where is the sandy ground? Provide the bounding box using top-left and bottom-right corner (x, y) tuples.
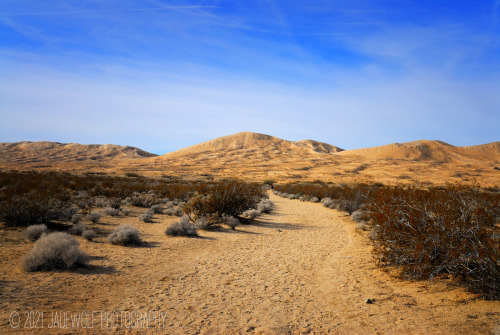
(1, 192), (499, 334)
(2, 134), (499, 186)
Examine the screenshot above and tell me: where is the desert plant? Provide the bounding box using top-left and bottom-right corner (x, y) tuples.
(130, 193), (155, 208)
(183, 179), (264, 223)
(82, 229), (96, 241)
(23, 232), (88, 272)
(107, 197), (121, 209)
(24, 224), (49, 241)
(166, 217), (198, 237)
(86, 211), (102, 224)
(321, 197), (334, 208)
(257, 199), (274, 214)
(139, 213), (154, 223)
(69, 223), (87, 236)
(71, 214), (83, 224)
(104, 207), (120, 217)
(0, 189), (73, 227)
(93, 197), (108, 208)
(368, 185), (500, 299)
(225, 216), (240, 229)
(149, 204), (164, 214)
(194, 216), (211, 230)
(121, 208), (131, 216)
(242, 209), (260, 220)
(174, 207), (184, 217)
(351, 210), (369, 223)
(107, 224), (142, 246)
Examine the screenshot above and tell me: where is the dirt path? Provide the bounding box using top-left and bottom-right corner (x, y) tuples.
(1, 192), (499, 334)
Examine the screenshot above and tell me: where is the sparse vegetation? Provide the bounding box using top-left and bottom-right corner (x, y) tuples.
(139, 213), (154, 223)
(69, 223), (86, 236)
(368, 185), (500, 299)
(166, 217), (198, 237)
(149, 204), (164, 214)
(82, 229), (96, 241)
(24, 224), (48, 241)
(107, 224), (143, 246)
(257, 198), (274, 214)
(86, 211), (102, 223)
(276, 181), (500, 299)
(23, 232), (88, 272)
(104, 207), (120, 216)
(242, 209), (260, 220)
(183, 179), (265, 225)
(225, 216), (240, 229)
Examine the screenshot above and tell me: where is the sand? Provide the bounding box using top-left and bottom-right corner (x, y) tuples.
(1, 192), (499, 334)
(1, 132), (498, 186)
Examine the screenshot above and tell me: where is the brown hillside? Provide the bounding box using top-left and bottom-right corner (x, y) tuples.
(0, 141), (156, 164)
(339, 140), (500, 163)
(165, 132), (343, 156)
(0, 134), (498, 186)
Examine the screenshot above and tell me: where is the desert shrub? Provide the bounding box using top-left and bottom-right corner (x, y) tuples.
(103, 207), (120, 217)
(130, 193), (155, 208)
(107, 224), (142, 246)
(107, 197), (121, 209)
(164, 208), (175, 216)
(121, 208), (131, 216)
(194, 216), (211, 230)
(166, 217), (198, 237)
(23, 232), (88, 272)
(225, 216), (240, 229)
(149, 204), (164, 214)
(71, 214), (83, 224)
(183, 179), (264, 224)
(321, 197), (334, 208)
(69, 223), (87, 236)
(368, 185), (500, 299)
(139, 213), (153, 223)
(174, 207), (184, 217)
(257, 199), (274, 214)
(93, 197), (107, 208)
(0, 189), (73, 227)
(351, 210), (369, 223)
(242, 209), (260, 220)
(24, 224), (49, 241)
(275, 182), (373, 214)
(310, 197), (320, 203)
(82, 229), (96, 241)
(86, 211), (102, 223)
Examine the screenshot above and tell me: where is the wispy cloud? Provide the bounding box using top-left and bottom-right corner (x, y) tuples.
(0, 5), (217, 17)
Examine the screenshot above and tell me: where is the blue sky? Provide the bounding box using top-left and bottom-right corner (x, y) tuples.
(1, 0), (499, 154)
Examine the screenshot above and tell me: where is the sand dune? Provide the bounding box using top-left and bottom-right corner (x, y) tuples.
(166, 132), (343, 156)
(0, 133), (498, 185)
(0, 141), (156, 164)
(338, 139), (500, 163)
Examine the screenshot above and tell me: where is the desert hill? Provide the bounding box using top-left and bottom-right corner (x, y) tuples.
(0, 141), (156, 165)
(338, 140), (500, 163)
(0, 133), (498, 186)
(166, 132), (343, 156)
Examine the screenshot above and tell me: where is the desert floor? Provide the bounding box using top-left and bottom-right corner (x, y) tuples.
(1, 192), (499, 334)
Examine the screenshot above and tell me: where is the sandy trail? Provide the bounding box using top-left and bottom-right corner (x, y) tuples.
(1, 192), (499, 334)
